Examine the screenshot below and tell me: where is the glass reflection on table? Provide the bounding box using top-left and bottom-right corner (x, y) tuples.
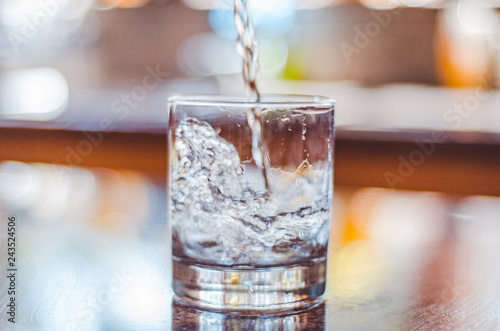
(172, 299), (325, 331)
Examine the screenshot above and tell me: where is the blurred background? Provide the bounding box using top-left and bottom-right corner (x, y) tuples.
(2, 1), (500, 329)
(1, 0), (500, 194)
(2, 0), (500, 87)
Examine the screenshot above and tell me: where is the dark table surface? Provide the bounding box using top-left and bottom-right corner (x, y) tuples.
(1, 161), (500, 330)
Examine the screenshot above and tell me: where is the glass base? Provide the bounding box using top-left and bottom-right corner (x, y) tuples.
(172, 256), (327, 313)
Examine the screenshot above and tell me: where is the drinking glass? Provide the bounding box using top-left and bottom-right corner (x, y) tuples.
(168, 94), (335, 311)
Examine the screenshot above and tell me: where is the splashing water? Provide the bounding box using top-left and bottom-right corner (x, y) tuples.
(171, 118), (332, 266)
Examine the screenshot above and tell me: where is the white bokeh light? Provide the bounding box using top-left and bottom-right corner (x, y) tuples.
(0, 67), (69, 120)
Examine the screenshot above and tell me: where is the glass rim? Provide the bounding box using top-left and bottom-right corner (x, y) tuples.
(168, 94), (335, 109)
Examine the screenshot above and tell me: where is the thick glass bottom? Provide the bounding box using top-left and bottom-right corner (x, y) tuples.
(172, 256), (327, 313)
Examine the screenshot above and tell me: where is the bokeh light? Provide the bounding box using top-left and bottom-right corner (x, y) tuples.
(0, 67), (69, 120)
(358, 0), (400, 10)
(0, 0), (94, 48)
(177, 32), (241, 77)
(399, 0), (435, 7)
(181, 0), (217, 10)
(208, 0), (296, 39)
(96, 0), (151, 9)
(177, 32), (288, 78)
(456, 0), (497, 34)
(437, 0), (496, 86)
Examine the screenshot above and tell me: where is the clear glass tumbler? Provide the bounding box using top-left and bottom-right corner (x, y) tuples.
(168, 94), (335, 311)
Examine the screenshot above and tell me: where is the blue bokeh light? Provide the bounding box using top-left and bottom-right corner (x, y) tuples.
(208, 0), (296, 39)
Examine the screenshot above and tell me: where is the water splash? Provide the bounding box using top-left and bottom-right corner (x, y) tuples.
(171, 118), (331, 266)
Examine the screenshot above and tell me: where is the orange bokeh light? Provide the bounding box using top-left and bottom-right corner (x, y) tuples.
(99, 0), (151, 9)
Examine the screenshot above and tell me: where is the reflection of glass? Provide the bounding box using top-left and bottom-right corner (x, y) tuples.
(168, 94), (335, 311)
(172, 297), (326, 330)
